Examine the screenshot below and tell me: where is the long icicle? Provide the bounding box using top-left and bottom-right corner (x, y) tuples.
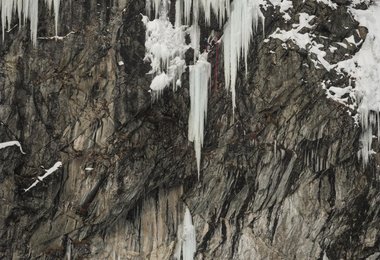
(1, 0), (61, 45)
(188, 53), (211, 178)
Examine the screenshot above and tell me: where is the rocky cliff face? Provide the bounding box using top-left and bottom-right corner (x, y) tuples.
(1, 0), (379, 259)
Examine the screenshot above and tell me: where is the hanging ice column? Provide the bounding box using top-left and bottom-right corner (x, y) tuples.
(0, 0), (61, 46)
(143, 0), (263, 175)
(223, 0), (263, 113)
(176, 0), (230, 59)
(188, 53), (211, 177)
(174, 207), (197, 260)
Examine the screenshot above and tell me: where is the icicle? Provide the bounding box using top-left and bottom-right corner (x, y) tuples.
(29, 0), (38, 46)
(174, 207), (197, 260)
(53, 0), (60, 36)
(200, 0), (211, 25)
(188, 53), (211, 177)
(182, 207), (197, 260)
(22, 0), (29, 25)
(146, 0), (162, 18)
(66, 237), (72, 260)
(1, 0), (61, 45)
(184, 0), (192, 25)
(200, 0), (230, 27)
(188, 24), (200, 60)
(192, 0), (199, 26)
(1, 0), (14, 41)
(175, 0), (183, 27)
(17, 0), (22, 26)
(223, 0), (263, 114)
(45, 0), (53, 12)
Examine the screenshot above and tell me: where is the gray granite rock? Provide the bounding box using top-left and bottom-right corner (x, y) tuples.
(0, 0), (379, 259)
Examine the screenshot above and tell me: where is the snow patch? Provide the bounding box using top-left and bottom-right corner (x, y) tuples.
(268, 0), (293, 21)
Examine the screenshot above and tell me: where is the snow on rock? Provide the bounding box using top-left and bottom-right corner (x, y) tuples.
(24, 161), (63, 192)
(268, 0), (293, 21)
(335, 3), (380, 166)
(188, 53), (211, 177)
(321, 81), (356, 110)
(316, 0), (337, 9)
(0, 141), (26, 154)
(223, 0), (264, 114)
(266, 2), (380, 167)
(269, 12), (336, 72)
(0, 0), (61, 46)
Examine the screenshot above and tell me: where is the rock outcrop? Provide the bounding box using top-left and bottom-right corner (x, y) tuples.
(0, 0), (379, 259)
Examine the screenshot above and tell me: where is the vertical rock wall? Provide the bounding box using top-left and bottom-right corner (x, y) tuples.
(0, 0), (379, 259)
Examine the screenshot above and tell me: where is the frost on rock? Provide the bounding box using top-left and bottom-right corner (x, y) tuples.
(24, 161), (63, 192)
(174, 207), (197, 260)
(335, 3), (380, 166)
(0, 141), (26, 154)
(0, 0), (61, 46)
(223, 0), (264, 113)
(188, 53), (211, 177)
